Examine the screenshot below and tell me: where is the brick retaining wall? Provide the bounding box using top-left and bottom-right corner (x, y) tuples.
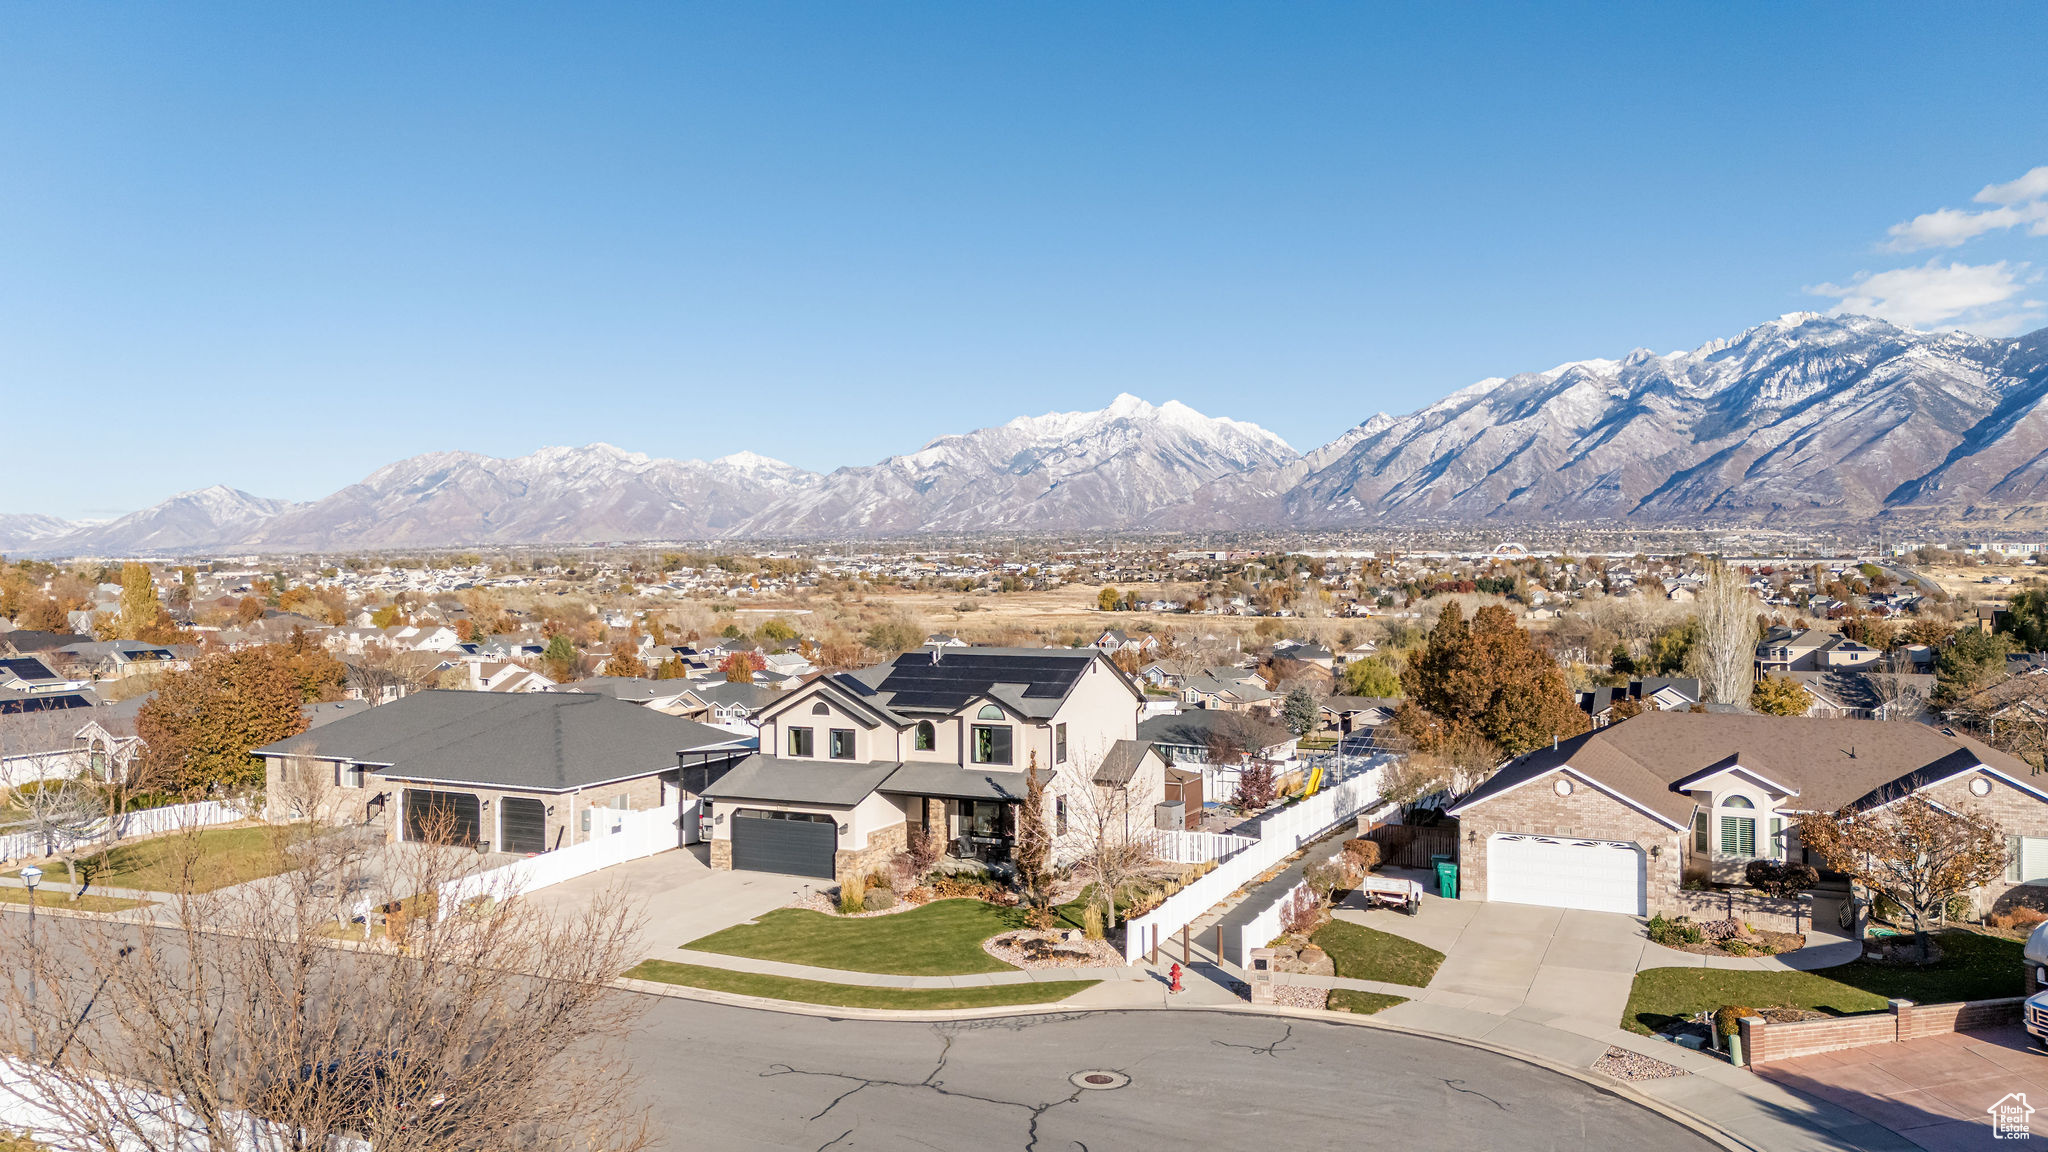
(1663, 888), (1811, 933)
(1740, 996), (2025, 1065)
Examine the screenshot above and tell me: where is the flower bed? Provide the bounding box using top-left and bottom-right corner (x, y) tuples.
(982, 929), (1123, 970)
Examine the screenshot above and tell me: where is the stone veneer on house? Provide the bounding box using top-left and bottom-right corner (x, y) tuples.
(1450, 769), (1683, 909)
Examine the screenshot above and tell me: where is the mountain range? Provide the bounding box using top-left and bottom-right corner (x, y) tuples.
(7, 313), (2046, 556)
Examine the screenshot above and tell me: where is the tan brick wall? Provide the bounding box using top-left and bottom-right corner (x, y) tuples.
(1743, 996), (2026, 1064)
(1665, 888), (1811, 933)
(710, 838), (732, 869)
(1920, 769), (2048, 912)
(1453, 769), (1683, 906)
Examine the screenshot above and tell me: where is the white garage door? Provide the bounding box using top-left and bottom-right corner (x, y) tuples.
(1487, 834), (1645, 916)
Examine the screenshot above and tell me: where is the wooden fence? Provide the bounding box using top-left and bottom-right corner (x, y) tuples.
(1359, 820), (1459, 870)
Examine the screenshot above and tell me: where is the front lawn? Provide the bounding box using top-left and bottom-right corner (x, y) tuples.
(8, 825), (309, 894)
(685, 898), (1029, 976)
(0, 887), (150, 913)
(1327, 990), (1408, 1015)
(1622, 929), (2024, 1035)
(1311, 919), (1446, 988)
(623, 960), (1098, 1009)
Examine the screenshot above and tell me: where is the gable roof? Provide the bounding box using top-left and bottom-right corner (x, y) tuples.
(256, 690), (743, 792)
(824, 646), (1134, 721)
(1451, 711), (2035, 825)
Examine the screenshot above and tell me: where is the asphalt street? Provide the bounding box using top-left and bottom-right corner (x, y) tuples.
(623, 997), (1721, 1152)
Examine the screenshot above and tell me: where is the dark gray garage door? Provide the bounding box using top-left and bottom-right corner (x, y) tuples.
(500, 796), (548, 854)
(404, 789), (481, 847)
(731, 809), (836, 879)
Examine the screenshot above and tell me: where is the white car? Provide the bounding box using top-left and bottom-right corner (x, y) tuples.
(2026, 923), (2048, 1046)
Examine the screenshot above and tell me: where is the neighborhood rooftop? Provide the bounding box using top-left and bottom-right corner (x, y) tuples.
(256, 690), (743, 792)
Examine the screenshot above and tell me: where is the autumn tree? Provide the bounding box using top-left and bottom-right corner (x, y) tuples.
(1394, 602), (1588, 757)
(1750, 674), (1810, 716)
(137, 645), (335, 794)
(1097, 586), (1120, 612)
(1339, 656), (1401, 698)
(601, 641), (648, 679)
(1014, 753), (1055, 917)
(1799, 794), (2008, 961)
(103, 562), (188, 644)
(720, 651), (764, 684)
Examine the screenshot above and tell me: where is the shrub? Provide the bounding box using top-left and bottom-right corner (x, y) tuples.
(1647, 914), (1704, 947)
(1304, 860), (1349, 901)
(1744, 859), (1819, 898)
(838, 882), (866, 914)
(1024, 906), (1058, 931)
(1279, 885), (1324, 937)
(1990, 907), (2048, 931)
(1342, 838), (1382, 872)
(1082, 903), (1105, 940)
(1714, 1005), (1758, 1038)
(1721, 940), (1752, 956)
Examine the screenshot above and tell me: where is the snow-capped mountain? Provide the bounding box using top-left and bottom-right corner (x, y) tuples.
(734, 394), (1300, 535)
(49, 487), (293, 557)
(9, 313), (2048, 556)
(0, 513), (82, 554)
(1285, 314), (2048, 527)
(238, 444), (820, 549)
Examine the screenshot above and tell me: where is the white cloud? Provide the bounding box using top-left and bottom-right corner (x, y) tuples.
(1806, 260), (2044, 335)
(1977, 165), (2048, 206)
(1883, 164), (2048, 251)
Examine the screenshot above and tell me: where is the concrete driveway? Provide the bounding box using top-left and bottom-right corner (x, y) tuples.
(518, 846), (826, 955)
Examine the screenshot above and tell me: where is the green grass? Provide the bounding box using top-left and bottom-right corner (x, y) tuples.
(0, 886), (149, 912)
(686, 898), (1031, 976)
(1622, 929), (2024, 1035)
(624, 960), (1099, 1009)
(1310, 919), (1446, 988)
(7, 825), (306, 894)
(1327, 990), (1408, 1015)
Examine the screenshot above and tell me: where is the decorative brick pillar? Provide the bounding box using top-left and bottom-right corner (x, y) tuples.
(1247, 948), (1277, 1005)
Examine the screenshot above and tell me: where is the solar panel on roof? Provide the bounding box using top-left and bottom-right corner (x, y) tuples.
(875, 651), (1091, 710)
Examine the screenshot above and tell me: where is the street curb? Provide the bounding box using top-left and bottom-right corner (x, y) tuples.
(612, 978), (1758, 1151)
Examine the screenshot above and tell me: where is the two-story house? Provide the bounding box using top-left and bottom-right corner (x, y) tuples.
(700, 647), (1157, 884)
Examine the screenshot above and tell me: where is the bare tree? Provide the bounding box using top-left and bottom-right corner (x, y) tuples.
(1690, 561), (1758, 707)
(0, 818), (651, 1151)
(13, 775), (108, 892)
(1053, 742), (1159, 931)
(1798, 794), (2008, 962)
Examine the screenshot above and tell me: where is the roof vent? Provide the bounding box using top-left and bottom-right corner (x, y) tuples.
(1552, 734), (1559, 751)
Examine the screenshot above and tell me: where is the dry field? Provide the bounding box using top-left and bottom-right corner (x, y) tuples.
(1915, 562), (2044, 601)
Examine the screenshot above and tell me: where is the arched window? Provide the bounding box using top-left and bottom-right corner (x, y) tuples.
(1720, 796), (1754, 809)
(913, 721), (936, 751)
(812, 702), (830, 715)
(976, 704), (1004, 720)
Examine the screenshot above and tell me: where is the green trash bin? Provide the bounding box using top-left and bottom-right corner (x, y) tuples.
(1431, 855), (1459, 899)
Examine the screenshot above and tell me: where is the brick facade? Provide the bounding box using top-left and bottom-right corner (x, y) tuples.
(1664, 888), (1813, 933)
(1741, 996), (2025, 1065)
(1919, 769), (2048, 914)
(1451, 768), (1682, 907)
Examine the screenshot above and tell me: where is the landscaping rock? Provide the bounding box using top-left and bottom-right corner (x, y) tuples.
(865, 887), (897, 912)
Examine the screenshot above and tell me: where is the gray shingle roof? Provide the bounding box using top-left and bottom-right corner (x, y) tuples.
(700, 755), (898, 807)
(881, 762), (1028, 801)
(1091, 739), (1158, 787)
(256, 690), (742, 792)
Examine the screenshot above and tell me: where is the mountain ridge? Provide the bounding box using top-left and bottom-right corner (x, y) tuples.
(7, 313), (2047, 556)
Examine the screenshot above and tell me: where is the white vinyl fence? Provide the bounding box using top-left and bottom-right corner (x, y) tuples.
(1141, 828), (1257, 864)
(1121, 762), (1385, 964)
(0, 798), (250, 863)
(435, 802), (681, 921)
(1237, 875), (1315, 970)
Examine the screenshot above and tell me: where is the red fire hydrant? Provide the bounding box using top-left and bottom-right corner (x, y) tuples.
(1168, 962), (1184, 994)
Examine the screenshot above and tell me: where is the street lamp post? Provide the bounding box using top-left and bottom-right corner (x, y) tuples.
(21, 865), (40, 1060)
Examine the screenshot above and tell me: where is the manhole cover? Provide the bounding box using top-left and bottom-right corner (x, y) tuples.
(1069, 1070), (1130, 1091)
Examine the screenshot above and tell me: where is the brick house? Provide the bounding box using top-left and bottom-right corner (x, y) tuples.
(257, 691), (750, 855)
(1447, 711), (2048, 918)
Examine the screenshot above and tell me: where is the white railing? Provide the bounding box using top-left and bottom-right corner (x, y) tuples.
(0, 798), (250, 863)
(1121, 761), (1385, 964)
(1141, 828), (1257, 864)
(435, 803), (680, 921)
(1237, 876), (1315, 970)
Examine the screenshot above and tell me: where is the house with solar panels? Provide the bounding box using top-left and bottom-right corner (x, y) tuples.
(701, 646), (1162, 885)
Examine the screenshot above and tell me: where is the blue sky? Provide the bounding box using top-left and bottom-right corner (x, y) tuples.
(2, 3), (2045, 519)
